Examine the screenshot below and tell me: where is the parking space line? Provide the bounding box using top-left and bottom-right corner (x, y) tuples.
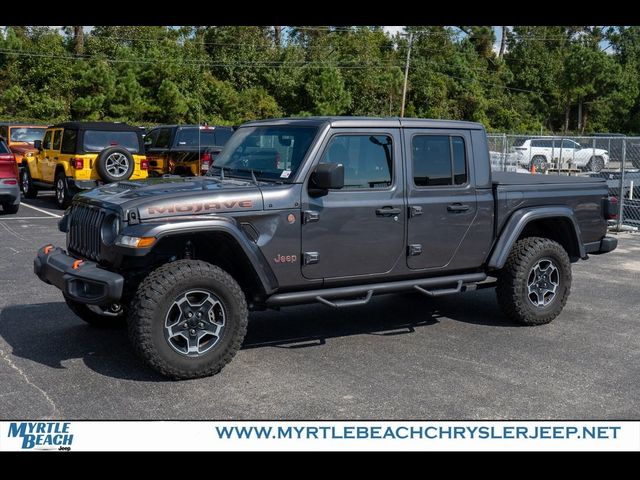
(0, 216), (59, 220)
(20, 203), (62, 218)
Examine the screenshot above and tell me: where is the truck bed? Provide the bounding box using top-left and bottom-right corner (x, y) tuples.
(492, 172), (609, 243)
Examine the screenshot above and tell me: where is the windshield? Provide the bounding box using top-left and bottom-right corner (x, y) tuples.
(210, 126), (318, 181)
(83, 130), (140, 153)
(9, 127), (46, 143)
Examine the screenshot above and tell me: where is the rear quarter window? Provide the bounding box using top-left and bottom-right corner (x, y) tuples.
(61, 129), (78, 154)
(0, 140), (10, 154)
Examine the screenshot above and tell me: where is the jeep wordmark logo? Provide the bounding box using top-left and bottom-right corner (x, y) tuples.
(147, 200), (254, 215)
(274, 254), (297, 264)
(7, 422), (73, 450)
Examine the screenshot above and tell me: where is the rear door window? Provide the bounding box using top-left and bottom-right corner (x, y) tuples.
(412, 135), (467, 187)
(52, 130), (62, 151)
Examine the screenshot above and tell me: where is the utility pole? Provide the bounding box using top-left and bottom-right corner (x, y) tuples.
(400, 32), (413, 118)
(577, 98), (583, 133)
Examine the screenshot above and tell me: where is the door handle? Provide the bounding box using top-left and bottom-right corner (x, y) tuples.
(447, 203), (470, 212)
(376, 207), (401, 216)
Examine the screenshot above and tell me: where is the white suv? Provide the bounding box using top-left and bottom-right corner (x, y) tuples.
(514, 138), (609, 172)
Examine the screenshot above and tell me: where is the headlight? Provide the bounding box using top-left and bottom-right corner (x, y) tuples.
(101, 215), (121, 245)
(116, 235), (156, 248)
(26, 152), (34, 157)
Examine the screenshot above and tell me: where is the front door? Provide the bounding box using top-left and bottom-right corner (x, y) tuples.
(301, 129), (405, 280)
(404, 129), (477, 270)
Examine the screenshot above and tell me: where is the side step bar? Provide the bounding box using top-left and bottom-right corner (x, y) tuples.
(265, 273), (487, 308)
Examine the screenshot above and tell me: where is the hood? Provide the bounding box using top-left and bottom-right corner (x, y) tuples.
(77, 176), (264, 220)
(10, 144), (37, 155)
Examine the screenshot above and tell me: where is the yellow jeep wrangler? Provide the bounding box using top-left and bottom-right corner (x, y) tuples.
(21, 122), (149, 208)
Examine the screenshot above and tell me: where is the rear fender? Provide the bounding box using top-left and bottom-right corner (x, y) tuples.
(487, 206), (585, 270)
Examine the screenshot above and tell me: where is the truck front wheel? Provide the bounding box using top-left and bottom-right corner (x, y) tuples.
(496, 237), (572, 325)
(128, 260), (248, 379)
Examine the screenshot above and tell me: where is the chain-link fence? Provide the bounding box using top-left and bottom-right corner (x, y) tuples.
(487, 134), (640, 231)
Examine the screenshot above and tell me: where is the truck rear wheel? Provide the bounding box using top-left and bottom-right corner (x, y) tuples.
(55, 172), (71, 209)
(64, 295), (127, 328)
(127, 260), (248, 380)
(496, 237), (571, 325)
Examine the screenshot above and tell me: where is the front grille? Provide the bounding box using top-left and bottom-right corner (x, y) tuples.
(68, 203), (106, 262)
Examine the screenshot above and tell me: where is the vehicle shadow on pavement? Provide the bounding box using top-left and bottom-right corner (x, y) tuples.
(0, 302), (166, 382)
(243, 289), (514, 349)
(0, 291), (512, 380)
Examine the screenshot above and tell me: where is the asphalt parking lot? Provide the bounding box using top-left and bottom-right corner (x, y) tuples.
(0, 193), (638, 420)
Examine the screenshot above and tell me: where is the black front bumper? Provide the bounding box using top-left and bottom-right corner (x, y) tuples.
(584, 236), (618, 255)
(34, 246), (124, 305)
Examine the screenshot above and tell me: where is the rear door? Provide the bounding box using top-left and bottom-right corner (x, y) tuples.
(404, 129), (477, 270)
(301, 128), (405, 279)
(49, 128), (63, 178)
(39, 129), (55, 181)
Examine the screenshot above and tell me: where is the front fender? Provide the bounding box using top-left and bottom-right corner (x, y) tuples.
(487, 206), (585, 270)
(116, 216), (278, 294)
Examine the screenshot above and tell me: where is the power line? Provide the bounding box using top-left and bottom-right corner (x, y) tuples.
(0, 48), (403, 68)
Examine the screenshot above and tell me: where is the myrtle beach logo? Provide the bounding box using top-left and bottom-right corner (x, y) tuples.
(7, 422), (73, 450)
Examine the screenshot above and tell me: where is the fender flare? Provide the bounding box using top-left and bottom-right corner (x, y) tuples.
(118, 216), (279, 295)
(487, 206), (585, 270)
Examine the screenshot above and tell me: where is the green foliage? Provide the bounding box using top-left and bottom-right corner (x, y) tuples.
(1, 25), (639, 134)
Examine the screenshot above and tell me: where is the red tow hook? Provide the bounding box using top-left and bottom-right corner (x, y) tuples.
(43, 245), (54, 255)
(72, 260), (85, 270)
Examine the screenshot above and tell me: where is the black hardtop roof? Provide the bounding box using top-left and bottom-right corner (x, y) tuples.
(242, 116), (485, 130)
(51, 121), (141, 132)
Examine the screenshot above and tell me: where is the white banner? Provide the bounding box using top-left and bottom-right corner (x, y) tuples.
(0, 421), (638, 451)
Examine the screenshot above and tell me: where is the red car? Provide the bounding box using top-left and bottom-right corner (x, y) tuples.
(0, 138), (20, 214)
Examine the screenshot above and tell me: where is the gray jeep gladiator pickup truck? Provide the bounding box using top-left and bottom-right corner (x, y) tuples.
(34, 117), (618, 379)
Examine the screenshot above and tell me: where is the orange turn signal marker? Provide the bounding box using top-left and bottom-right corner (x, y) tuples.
(72, 260), (84, 270)
(43, 245), (54, 254)
(137, 237), (156, 248)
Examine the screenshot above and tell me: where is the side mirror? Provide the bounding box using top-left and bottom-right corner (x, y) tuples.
(309, 163), (344, 196)
(33, 140), (42, 151)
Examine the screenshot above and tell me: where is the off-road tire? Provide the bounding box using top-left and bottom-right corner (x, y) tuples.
(2, 202), (19, 214)
(128, 260), (248, 380)
(21, 166), (38, 199)
(64, 295), (127, 328)
(96, 147), (135, 183)
(496, 237), (572, 326)
(55, 172), (71, 209)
